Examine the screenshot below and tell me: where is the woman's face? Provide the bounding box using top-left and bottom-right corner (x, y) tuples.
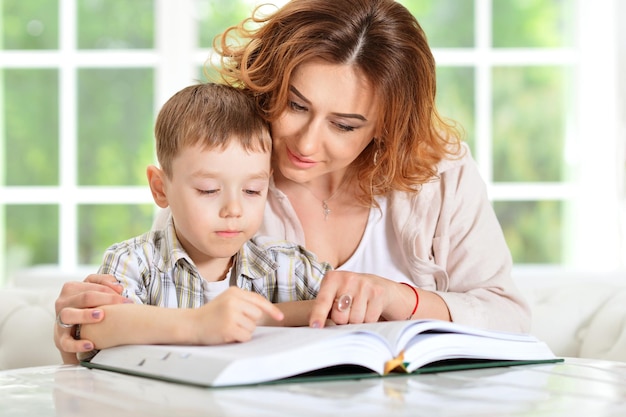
(271, 60), (379, 183)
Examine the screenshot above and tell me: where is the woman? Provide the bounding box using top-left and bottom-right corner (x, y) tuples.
(55, 0), (529, 363)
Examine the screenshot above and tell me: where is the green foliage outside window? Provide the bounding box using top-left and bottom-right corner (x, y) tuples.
(77, 0), (154, 49)
(77, 68), (154, 187)
(402, 0), (474, 48)
(495, 201), (563, 264)
(1, 0), (58, 49)
(492, 66), (570, 183)
(79, 204), (155, 265)
(197, 0), (253, 48)
(492, 0), (576, 48)
(4, 69), (59, 186)
(5, 205), (58, 269)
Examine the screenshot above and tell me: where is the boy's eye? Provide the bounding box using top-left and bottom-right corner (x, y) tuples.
(244, 189), (262, 196)
(199, 189), (218, 195)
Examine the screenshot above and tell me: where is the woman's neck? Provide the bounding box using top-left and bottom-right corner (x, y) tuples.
(272, 169), (371, 266)
(272, 168), (352, 199)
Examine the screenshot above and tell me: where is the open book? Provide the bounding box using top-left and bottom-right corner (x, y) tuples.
(82, 320), (560, 388)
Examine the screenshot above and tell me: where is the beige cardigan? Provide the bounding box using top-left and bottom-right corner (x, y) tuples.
(260, 143), (531, 333)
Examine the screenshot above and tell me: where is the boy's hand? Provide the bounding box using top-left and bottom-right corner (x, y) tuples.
(192, 287), (284, 344)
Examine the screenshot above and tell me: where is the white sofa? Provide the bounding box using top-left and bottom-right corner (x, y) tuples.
(1, 266), (625, 370)
(0, 266), (95, 370)
(514, 268), (626, 362)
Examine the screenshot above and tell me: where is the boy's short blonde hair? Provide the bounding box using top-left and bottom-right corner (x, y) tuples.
(154, 83), (271, 177)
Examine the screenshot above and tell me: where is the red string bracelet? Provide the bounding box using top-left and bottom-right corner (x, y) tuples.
(400, 282), (419, 320)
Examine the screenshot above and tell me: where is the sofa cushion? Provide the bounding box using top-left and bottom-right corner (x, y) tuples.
(521, 283), (623, 359)
(0, 288), (61, 369)
(579, 289), (626, 361)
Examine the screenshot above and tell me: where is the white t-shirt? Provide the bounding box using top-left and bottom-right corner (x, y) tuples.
(337, 198), (412, 284)
(203, 277), (231, 303)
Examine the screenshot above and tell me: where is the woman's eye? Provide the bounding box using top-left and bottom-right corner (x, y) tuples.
(289, 101), (307, 112)
(335, 122), (355, 132)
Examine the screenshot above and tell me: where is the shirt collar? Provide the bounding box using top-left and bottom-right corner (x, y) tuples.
(163, 215), (195, 267)
(162, 215), (279, 282)
(232, 238), (279, 283)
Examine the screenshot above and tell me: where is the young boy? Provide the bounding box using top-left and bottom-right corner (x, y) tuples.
(77, 83), (331, 351)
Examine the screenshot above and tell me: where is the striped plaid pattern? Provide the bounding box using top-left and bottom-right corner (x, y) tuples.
(97, 218), (331, 308)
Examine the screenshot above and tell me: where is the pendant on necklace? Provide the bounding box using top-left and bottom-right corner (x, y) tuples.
(322, 200), (331, 220)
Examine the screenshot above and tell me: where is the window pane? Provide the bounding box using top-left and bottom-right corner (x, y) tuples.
(1, 0), (58, 49)
(494, 200), (563, 264)
(77, 68), (154, 186)
(197, 0), (253, 48)
(436, 67), (475, 151)
(401, 0), (474, 48)
(492, 0), (576, 48)
(77, 0), (154, 49)
(199, 65), (214, 83)
(492, 66), (571, 182)
(78, 204), (154, 264)
(4, 69), (59, 186)
(5, 204), (58, 271)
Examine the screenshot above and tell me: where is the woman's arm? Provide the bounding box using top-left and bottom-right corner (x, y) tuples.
(430, 154), (531, 332)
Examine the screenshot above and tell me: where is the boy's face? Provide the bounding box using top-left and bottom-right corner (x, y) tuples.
(161, 140), (271, 266)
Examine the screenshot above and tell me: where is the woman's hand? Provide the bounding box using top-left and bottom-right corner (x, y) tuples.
(54, 274), (128, 363)
(308, 271), (389, 328)
(308, 271), (448, 328)
(190, 287), (284, 345)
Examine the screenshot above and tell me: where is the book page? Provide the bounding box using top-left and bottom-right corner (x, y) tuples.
(90, 325), (400, 386)
(402, 333), (556, 373)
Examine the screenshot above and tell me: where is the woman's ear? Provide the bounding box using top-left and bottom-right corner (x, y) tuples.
(146, 165), (169, 208)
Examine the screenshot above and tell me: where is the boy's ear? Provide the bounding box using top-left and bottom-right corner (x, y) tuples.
(146, 165), (169, 208)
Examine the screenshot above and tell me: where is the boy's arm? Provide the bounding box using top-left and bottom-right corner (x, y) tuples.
(79, 303), (199, 349)
(261, 301), (335, 327)
(79, 287), (284, 349)
(262, 300), (315, 327)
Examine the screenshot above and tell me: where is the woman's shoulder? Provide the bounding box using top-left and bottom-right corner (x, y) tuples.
(389, 142), (483, 205)
(435, 142), (473, 175)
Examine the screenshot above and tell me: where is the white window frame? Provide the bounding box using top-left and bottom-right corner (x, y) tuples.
(0, 0), (623, 284)
(436, 0), (623, 275)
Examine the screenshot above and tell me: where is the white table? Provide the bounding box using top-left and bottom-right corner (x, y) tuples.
(1, 357), (625, 416)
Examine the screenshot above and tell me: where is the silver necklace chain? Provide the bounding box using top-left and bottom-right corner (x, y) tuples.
(295, 180), (346, 221)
